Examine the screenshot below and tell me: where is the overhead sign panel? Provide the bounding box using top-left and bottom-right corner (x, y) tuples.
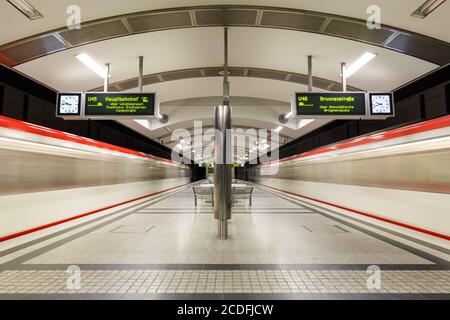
(56, 92), (159, 120)
(84, 92), (156, 117)
(294, 92), (367, 118)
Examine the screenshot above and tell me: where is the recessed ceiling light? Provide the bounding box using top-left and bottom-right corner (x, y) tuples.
(7, 0), (43, 20)
(344, 52), (377, 78)
(75, 53), (107, 79)
(411, 0), (446, 18)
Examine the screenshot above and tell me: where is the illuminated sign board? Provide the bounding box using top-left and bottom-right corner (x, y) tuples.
(84, 92), (156, 117)
(294, 92), (367, 118)
(56, 92), (159, 120)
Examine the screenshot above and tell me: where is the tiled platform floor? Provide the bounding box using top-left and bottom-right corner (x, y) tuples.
(1, 269), (449, 295)
(0, 182), (449, 299)
(19, 188), (435, 265)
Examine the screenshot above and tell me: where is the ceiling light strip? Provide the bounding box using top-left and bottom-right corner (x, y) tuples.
(344, 52), (377, 78)
(411, 0), (447, 18)
(7, 0), (43, 20)
(75, 53), (107, 79)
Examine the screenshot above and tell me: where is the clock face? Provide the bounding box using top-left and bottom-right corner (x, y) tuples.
(370, 94), (392, 114)
(58, 94), (80, 115)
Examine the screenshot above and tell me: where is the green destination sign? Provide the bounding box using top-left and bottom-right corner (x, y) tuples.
(295, 92), (366, 117)
(84, 92), (155, 116)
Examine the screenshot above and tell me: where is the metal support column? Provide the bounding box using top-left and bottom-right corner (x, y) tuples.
(223, 28), (230, 99)
(308, 55), (313, 92)
(138, 56), (143, 93)
(214, 27), (232, 240)
(104, 63), (110, 92)
(341, 62), (347, 92)
(214, 105), (232, 239)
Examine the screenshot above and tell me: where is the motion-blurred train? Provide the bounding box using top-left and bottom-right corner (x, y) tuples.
(1, 114), (449, 196)
(249, 115), (450, 246)
(250, 115), (450, 194)
(0, 115), (190, 195)
(0, 114), (449, 245)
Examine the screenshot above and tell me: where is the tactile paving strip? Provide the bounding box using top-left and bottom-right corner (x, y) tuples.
(1, 269), (449, 295)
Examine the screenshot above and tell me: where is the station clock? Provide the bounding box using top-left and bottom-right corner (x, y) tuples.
(369, 93), (394, 116)
(57, 93), (82, 116)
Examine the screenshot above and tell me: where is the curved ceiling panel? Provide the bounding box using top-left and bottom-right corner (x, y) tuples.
(1, 1), (449, 44)
(1, 5), (449, 67)
(15, 28), (437, 93)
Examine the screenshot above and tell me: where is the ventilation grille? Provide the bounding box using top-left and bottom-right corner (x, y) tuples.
(385, 33), (450, 66)
(203, 67), (224, 77)
(328, 83), (344, 91)
(247, 69), (287, 81)
(327, 83), (359, 92)
(289, 74), (309, 85)
(260, 11), (325, 31)
(126, 11), (192, 32)
(58, 20), (130, 46)
(324, 19), (394, 44)
(143, 75), (161, 86)
(195, 9), (258, 26)
(162, 69), (203, 81)
(101, 84), (116, 92)
(114, 79), (138, 91)
(202, 67), (247, 77)
(228, 68), (246, 77)
(0, 35), (65, 64)
(313, 78), (332, 90)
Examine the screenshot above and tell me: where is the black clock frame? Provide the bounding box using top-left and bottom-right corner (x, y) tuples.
(369, 92), (394, 116)
(57, 93), (82, 116)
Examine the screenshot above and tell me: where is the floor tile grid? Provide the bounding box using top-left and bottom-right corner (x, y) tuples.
(1, 269), (449, 295)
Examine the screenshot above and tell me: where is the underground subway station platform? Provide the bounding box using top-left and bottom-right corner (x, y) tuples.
(0, 0), (449, 317)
